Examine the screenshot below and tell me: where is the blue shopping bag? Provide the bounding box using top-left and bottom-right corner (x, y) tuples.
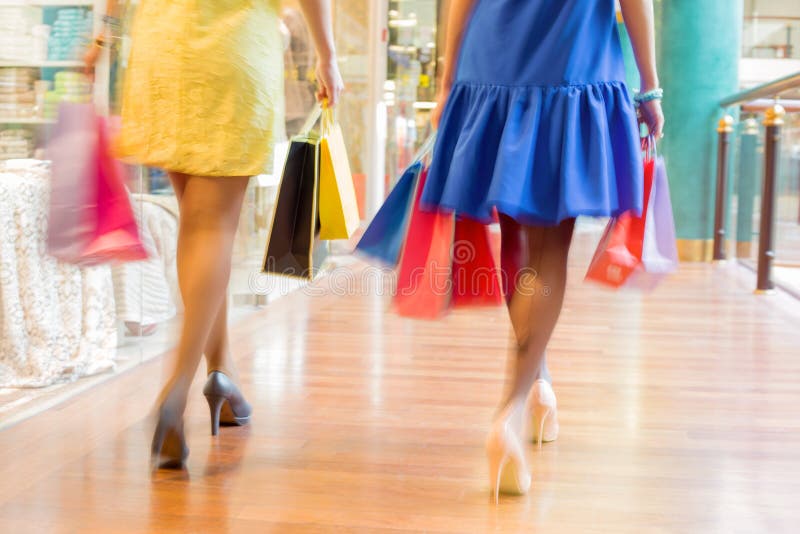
(356, 134), (436, 266)
(355, 161), (422, 266)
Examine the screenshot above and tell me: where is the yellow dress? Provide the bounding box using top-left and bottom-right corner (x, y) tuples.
(116, 0), (285, 177)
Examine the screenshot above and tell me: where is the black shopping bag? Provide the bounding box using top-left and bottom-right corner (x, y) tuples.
(262, 130), (327, 280)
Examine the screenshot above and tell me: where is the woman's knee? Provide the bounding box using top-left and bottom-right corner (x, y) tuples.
(179, 176), (249, 231)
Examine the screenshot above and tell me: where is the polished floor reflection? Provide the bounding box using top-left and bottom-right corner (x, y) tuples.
(1, 234), (799, 532)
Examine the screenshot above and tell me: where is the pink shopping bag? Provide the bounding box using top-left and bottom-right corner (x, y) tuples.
(47, 103), (147, 265)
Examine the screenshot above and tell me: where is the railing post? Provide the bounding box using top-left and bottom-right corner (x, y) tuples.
(713, 115), (734, 261)
(755, 104), (785, 294)
(736, 118), (760, 258)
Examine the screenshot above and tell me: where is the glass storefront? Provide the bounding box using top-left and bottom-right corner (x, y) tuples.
(1, 0), (400, 398)
(0, 1), (313, 396)
(384, 0), (440, 183)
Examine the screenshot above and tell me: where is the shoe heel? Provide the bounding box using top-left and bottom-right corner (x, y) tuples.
(203, 372), (252, 432)
(205, 394), (226, 436)
(537, 408), (551, 450)
(488, 451), (509, 504)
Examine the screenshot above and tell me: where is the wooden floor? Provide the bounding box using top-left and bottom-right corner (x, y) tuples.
(2, 238), (800, 533)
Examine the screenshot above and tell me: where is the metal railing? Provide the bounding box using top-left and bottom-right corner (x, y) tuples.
(715, 71), (799, 293)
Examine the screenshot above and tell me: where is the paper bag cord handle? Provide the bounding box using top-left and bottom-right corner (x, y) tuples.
(411, 132), (437, 165)
(300, 102), (323, 136)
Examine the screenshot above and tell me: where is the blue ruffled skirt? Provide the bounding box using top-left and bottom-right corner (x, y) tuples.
(421, 0), (644, 226)
(422, 81), (643, 226)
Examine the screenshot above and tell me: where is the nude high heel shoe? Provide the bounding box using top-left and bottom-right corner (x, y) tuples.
(529, 379), (559, 449)
(486, 404), (532, 503)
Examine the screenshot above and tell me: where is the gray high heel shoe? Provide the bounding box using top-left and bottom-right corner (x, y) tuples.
(203, 371), (252, 436)
(151, 404), (189, 470)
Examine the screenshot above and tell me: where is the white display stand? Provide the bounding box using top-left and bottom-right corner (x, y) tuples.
(0, 160), (117, 388)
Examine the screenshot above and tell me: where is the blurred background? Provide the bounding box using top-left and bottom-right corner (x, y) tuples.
(1, 0), (798, 425)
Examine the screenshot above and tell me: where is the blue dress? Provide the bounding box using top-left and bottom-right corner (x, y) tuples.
(422, 0), (643, 225)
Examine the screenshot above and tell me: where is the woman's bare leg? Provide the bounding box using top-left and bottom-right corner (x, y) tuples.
(168, 172), (242, 386)
(499, 215), (575, 410)
(159, 174), (250, 412)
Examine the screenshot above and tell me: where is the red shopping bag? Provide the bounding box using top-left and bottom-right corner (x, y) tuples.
(452, 217), (503, 307)
(48, 103), (147, 265)
(585, 157), (656, 288)
(394, 169), (455, 319)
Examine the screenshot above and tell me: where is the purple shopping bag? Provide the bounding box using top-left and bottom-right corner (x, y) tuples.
(46, 103), (97, 261)
(625, 156), (678, 290)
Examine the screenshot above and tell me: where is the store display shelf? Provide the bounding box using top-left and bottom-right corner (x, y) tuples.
(0, 60), (84, 68)
(0, 117), (56, 124)
(0, 1), (93, 6)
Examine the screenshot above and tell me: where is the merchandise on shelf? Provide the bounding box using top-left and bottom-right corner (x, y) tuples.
(0, 128), (35, 160)
(43, 71), (92, 119)
(47, 8), (92, 62)
(0, 7), (43, 62)
(0, 68), (37, 119)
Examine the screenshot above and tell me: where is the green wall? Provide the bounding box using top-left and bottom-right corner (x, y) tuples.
(618, 21), (641, 94)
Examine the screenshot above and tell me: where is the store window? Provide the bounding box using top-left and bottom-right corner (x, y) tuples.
(0, 1), (314, 403)
(1, 0), (443, 398)
(385, 0), (440, 184)
(1, 2), (123, 392)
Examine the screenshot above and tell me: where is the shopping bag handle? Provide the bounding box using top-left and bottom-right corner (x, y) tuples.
(412, 131), (437, 165)
(320, 103), (337, 138)
(300, 102), (324, 136)
(301, 99), (338, 138)
(641, 134), (657, 162)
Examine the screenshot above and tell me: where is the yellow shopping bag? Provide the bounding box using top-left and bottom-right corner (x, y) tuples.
(319, 106), (360, 240)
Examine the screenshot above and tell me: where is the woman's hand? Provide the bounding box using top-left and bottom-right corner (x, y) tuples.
(296, 0), (343, 106)
(83, 40), (101, 75)
(638, 98), (665, 139)
(316, 56), (344, 106)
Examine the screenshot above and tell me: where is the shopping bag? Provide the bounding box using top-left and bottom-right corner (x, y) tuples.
(393, 168), (456, 319)
(263, 107), (325, 280)
(47, 103), (97, 261)
(624, 156), (678, 290)
(452, 217), (503, 307)
(80, 116), (148, 264)
(355, 161), (422, 266)
(355, 134), (437, 266)
(585, 157), (654, 288)
(318, 107), (359, 240)
(47, 103), (147, 265)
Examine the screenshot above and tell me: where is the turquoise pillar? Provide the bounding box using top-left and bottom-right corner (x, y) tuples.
(655, 0), (743, 259)
(617, 20), (641, 94)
